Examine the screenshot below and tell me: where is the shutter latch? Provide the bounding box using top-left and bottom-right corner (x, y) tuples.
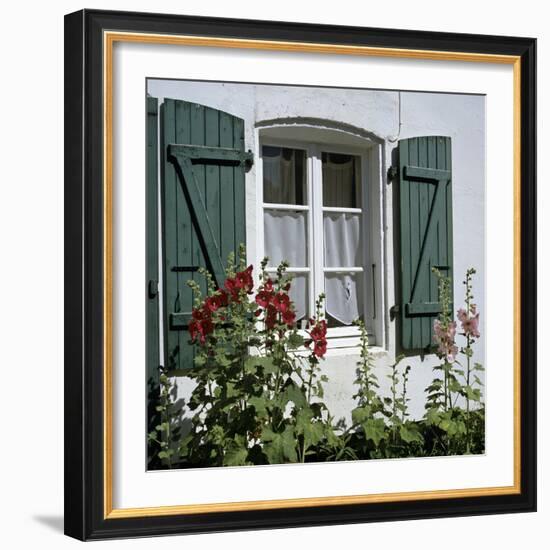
(387, 165), (398, 184)
(389, 304), (400, 320)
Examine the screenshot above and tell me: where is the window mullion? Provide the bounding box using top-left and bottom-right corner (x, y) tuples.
(311, 145), (324, 317)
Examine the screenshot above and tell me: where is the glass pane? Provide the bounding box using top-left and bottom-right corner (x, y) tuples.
(262, 146), (307, 205)
(325, 273), (364, 326)
(287, 274), (308, 323)
(264, 210), (308, 267)
(322, 152), (361, 208)
(323, 212), (362, 267)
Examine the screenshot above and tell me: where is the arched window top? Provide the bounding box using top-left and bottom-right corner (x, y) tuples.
(256, 117), (383, 148)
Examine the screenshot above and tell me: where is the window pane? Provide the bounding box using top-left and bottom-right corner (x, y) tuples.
(262, 146), (307, 205)
(264, 210), (308, 267)
(322, 152), (361, 208)
(323, 212), (362, 267)
(287, 273), (308, 322)
(325, 273), (364, 326)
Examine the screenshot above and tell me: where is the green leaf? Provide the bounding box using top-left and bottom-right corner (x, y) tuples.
(465, 386), (482, 402)
(400, 423), (424, 444)
(425, 408), (441, 426)
(249, 395), (268, 417)
(194, 355), (207, 367)
(352, 406), (371, 425)
(362, 418), (387, 446)
(448, 379), (462, 393)
(281, 383), (307, 409)
(295, 409), (324, 448)
(287, 332), (305, 349)
(244, 356), (277, 374)
(223, 445), (249, 466)
(261, 425), (298, 463)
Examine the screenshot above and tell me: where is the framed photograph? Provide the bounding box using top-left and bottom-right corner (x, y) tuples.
(64, 9), (536, 540)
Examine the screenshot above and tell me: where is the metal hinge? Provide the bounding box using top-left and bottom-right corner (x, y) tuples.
(389, 304), (400, 321)
(148, 280), (158, 299)
(387, 165), (398, 184)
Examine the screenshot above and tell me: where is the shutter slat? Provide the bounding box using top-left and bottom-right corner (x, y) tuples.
(219, 111), (236, 261)
(397, 136), (453, 351)
(162, 99), (184, 368)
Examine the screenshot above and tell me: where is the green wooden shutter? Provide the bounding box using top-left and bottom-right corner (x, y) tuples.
(396, 136), (453, 351)
(161, 98), (252, 372)
(146, 96), (161, 465)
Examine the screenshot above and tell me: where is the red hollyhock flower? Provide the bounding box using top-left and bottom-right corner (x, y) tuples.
(235, 265), (254, 293)
(310, 320), (327, 341)
(208, 290), (229, 312)
(217, 289), (229, 307)
(191, 306), (209, 321)
(265, 304), (278, 329)
(224, 277), (240, 302)
(188, 317), (214, 345)
(188, 320), (199, 342)
(255, 289), (273, 308)
(272, 291), (291, 313)
(313, 339), (327, 358)
(264, 278), (274, 292)
(204, 291), (228, 313)
(307, 319), (327, 357)
(282, 309), (296, 327)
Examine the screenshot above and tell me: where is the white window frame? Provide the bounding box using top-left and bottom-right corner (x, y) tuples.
(256, 134), (381, 349)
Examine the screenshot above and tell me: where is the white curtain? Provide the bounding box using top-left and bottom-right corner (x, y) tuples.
(322, 154), (361, 208)
(264, 210), (307, 267)
(325, 273), (363, 325)
(288, 274), (307, 322)
(323, 212), (362, 267)
(262, 147), (304, 205)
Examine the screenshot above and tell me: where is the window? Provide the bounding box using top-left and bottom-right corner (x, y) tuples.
(259, 138), (375, 346)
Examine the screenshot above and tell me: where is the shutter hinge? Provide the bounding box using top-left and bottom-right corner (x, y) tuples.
(387, 165), (398, 184)
(389, 304), (400, 320)
(148, 280), (158, 299)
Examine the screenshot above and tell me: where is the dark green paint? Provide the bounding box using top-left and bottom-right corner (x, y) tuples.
(397, 136), (453, 351)
(169, 144), (254, 166)
(146, 97), (160, 387)
(161, 99), (249, 371)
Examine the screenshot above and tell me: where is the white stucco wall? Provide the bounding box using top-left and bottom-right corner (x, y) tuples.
(147, 79), (485, 424)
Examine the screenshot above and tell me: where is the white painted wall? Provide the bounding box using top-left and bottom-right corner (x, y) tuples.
(148, 79), (486, 422)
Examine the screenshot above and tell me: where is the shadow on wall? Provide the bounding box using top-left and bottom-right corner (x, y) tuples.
(32, 515), (64, 533)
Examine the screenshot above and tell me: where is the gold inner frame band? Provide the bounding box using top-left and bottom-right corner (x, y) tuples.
(103, 30), (522, 519)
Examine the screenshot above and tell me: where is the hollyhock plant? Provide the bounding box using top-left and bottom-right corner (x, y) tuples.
(182, 248), (333, 467)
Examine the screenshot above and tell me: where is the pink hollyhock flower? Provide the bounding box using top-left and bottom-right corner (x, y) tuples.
(433, 319), (458, 363)
(457, 306), (480, 338)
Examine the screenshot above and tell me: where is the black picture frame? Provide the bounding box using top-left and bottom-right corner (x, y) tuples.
(64, 8), (537, 541)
